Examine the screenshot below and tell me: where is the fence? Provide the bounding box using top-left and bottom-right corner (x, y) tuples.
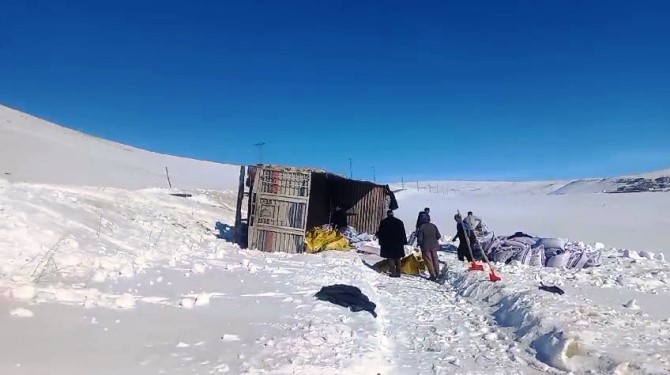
(397, 177), (455, 195)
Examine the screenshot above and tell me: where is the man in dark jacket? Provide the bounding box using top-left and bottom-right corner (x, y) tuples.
(417, 217), (441, 281)
(376, 210), (407, 278)
(407, 207), (431, 246)
(415, 207), (431, 230)
(453, 214), (473, 262)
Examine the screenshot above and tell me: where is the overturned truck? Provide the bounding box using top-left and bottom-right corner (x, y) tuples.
(233, 164), (398, 254)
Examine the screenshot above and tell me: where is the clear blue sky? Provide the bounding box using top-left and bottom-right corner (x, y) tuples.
(1, 0), (669, 182)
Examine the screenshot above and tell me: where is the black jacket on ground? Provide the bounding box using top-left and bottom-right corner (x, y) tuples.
(315, 284), (377, 318)
(376, 216), (407, 259)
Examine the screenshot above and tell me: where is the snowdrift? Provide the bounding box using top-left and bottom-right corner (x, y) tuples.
(0, 179), (392, 373)
(445, 247), (670, 374)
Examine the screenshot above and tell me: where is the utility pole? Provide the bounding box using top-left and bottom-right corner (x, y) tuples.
(348, 158), (353, 178)
(372, 166), (376, 182)
(253, 142), (265, 164)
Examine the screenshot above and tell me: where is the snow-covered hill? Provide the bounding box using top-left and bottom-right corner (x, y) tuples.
(389, 180), (568, 196)
(0, 105), (240, 190)
(390, 167), (670, 196)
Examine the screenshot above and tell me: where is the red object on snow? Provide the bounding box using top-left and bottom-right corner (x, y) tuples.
(469, 262), (484, 271)
(489, 270), (501, 282)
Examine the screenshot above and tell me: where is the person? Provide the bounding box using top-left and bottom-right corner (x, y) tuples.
(415, 207), (431, 230)
(417, 216), (441, 281)
(331, 206), (348, 233)
(464, 211), (482, 235)
(463, 211), (483, 254)
(376, 209), (408, 278)
(452, 214), (473, 262)
(408, 207), (431, 246)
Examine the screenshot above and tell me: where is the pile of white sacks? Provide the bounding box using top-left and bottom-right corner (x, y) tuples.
(481, 232), (603, 269)
(342, 226), (376, 248)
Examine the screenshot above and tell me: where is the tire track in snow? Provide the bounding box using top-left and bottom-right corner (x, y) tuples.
(370, 268), (548, 375)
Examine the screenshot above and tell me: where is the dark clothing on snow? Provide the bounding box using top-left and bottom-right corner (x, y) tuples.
(415, 211), (431, 230)
(376, 216), (407, 260)
(417, 222), (441, 252)
(539, 284), (565, 295)
(315, 284), (377, 317)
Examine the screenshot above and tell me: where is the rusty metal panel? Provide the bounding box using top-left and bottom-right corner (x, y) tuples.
(254, 229), (305, 254)
(256, 168), (310, 197)
(347, 185), (388, 234)
(247, 166), (311, 253)
(254, 197), (307, 233)
(318, 174), (390, 234)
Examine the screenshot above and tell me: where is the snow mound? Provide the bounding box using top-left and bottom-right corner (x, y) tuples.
(445, 246), (670, 373)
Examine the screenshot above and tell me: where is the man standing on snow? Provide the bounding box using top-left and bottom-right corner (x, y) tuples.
(464, 211), (482, 235)
(376, 210), (407, 278)
(453, 214), (473, 262)
(463, 211), (483, 254)
(415, 207), (431, 230)
(417, 216), (441, 281)
(408, 207), (431, 246)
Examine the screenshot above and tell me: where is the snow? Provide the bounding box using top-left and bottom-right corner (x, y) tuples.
(1, 179), (668, 374)
(9, 308), (34, 318)
(0, 105), (240, 190)
(0, 180), (392, 374)
(1, 104), (670, 373)
(549, 178), (626, 194)
(395, 188), (670, 259)
(444, 253), (670, 373)
(390, 180), (568, 196)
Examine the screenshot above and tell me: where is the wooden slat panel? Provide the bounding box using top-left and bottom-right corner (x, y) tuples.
(247, 165), (311, 253)
(252, 229), (304, 254)
(346, 184), (387, 234)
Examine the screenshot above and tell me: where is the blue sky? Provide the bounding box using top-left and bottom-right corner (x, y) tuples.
(1, 0), (669, 182)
